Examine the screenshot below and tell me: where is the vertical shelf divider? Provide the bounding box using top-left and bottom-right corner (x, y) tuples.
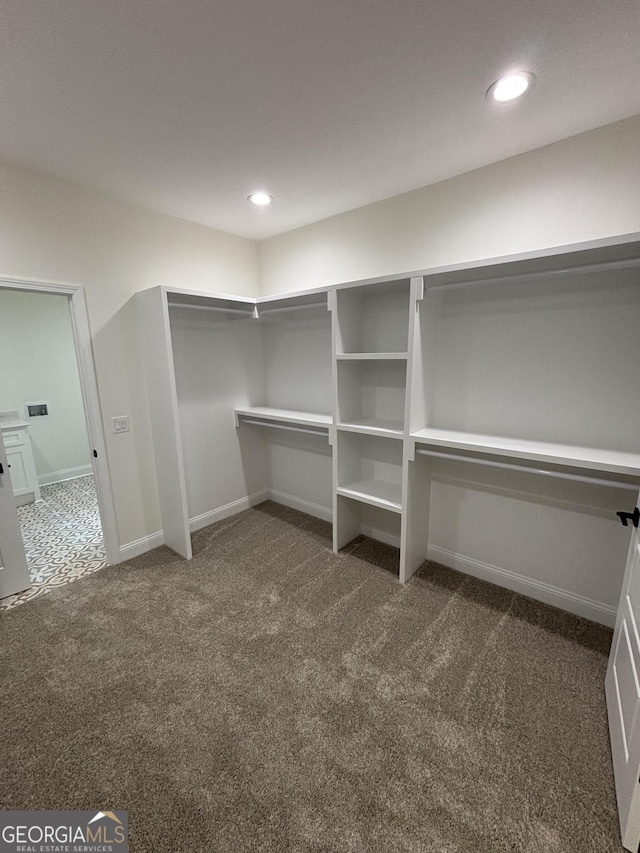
(401, 276), (434, 582)
(328, 290), (344, 552)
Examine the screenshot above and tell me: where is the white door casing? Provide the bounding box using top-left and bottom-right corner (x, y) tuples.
(0, 277), (119, 568)
(0, 432), (30, 598)
(606, 493), (640, 851)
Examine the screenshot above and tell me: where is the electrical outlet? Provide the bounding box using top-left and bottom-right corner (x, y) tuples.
(112, 416), (130, 434)
(26, 402), (48, 417)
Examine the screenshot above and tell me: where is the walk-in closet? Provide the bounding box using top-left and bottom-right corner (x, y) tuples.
(138, 234), (640, 629)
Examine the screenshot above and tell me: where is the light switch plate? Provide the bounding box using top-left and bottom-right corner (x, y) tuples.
(112, 416), (130, 434)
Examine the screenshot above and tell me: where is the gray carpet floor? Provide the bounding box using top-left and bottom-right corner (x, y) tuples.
(0, 501), (622, 852)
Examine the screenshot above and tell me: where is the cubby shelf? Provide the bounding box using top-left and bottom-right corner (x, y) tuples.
(336, 353), (408, 360)
(337, 419), (404, 438)
(411, 428), (640, 477)
(336, 478), (402, 513)
(235, 406), (332, 430)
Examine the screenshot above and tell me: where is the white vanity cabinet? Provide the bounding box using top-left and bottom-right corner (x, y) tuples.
(0, 412), (41, 505)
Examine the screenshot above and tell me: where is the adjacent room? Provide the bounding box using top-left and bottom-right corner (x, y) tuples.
(0, 289), (107, 609)
(0, 1), (639, 851)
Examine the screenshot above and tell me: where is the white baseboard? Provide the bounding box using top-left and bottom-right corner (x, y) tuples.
(118, 530), (165, 562)
(267, 490), (332, 522)
(117, 491), (269, 562)
(189, 490), (269, 533)
(426, 544), (616, 628)
(116, 491), (615, 627)
(38, 465), (93, 486)
(360, 526), (401, 549)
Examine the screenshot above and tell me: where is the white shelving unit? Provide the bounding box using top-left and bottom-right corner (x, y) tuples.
(334, 279), (411, 355)
(400, 245), (640, 593)
(336, 359), (407, 437)
(138, 234), (640, 626)
(411, 428), (640, 478)
(336, 432), (404, 511)
(234, 407), (332, 432)
(331, 278), (420, 564)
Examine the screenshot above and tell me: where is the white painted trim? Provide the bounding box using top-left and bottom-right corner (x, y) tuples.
(267, 491), (402, 547)
(0, 276), (120, 567)
(264, 490), (615, 625)
(38, 465), (93, 486)
(360, 526), (401, 549)
(189, 490), (270, 532)
(119, 531), (165, 562)
(116, 489), (613, 626)
(426, 544), (616, 627)
(118, 491), (270, 561)
(267, 489), (332, 522)
(68, 285), (120, 566)
(275, 489), (609, 628)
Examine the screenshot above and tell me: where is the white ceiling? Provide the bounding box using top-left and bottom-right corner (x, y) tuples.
(2, 0), (639, 240)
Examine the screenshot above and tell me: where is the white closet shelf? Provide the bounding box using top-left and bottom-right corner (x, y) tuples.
(411, 428), (640, 477)
(234, 407), (332, 430)
(337, 418), (404, 438)
(337, 478), (402, 513)
(336, 352), (408, 360)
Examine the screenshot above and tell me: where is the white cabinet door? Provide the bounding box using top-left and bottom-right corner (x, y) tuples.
(0, 432), (30, 599)
(606, 492), (640, 851)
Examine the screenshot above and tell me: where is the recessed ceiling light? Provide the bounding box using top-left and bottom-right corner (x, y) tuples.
(487, 72), (535, 102)
(248, 191), (273, 206)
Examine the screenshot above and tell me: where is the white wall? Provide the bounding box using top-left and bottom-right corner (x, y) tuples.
(258, 114), (640, 293)
(0, 289), (91, 481)
(0, 159), (258, 549)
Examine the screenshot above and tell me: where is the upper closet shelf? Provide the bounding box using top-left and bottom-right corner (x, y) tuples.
(411, 428), (640, 477)
(234, 407), (332, 431)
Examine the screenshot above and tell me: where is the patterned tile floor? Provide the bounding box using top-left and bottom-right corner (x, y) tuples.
(0, 475), (108, 611)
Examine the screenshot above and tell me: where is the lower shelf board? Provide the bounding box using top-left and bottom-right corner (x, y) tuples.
(337, 418), (404, 438)
(337, 478), (402, 513)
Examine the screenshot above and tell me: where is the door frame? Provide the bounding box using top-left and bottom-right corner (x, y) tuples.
(0, 275), (119, 567)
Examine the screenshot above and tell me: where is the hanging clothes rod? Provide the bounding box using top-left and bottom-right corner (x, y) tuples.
(424, 256), (640, 293)
(167, 302), (254, 316)
(415, 448), (639, 491)
(238, 417), (329, 437)
(254, 301), (327, 316)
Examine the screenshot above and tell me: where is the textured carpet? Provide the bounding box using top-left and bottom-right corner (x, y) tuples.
(0, 501), (621, 852)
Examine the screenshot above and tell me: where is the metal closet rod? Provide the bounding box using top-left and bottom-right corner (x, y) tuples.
(168, 301), (327, 317)
(415, 448), (639, 491)
(168, 302), (253, 316)
(424, 256), (640, 293)
(238, 418), (329, 437)
(255, 301), (327, 316)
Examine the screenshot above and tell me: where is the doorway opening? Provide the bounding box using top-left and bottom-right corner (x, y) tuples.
(0, 279), (118, 609)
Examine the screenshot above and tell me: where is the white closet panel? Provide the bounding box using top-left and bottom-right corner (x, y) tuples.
(170, 307), (267, 522)
(136, 287), (192, 559)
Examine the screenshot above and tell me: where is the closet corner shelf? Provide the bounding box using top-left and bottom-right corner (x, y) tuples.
(337, 418), (404, 439)
(336, 352), (408, 360)
(234, 407), (332, 430)
(337, 478), (402, 513)
(411, 428), (640, 477)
